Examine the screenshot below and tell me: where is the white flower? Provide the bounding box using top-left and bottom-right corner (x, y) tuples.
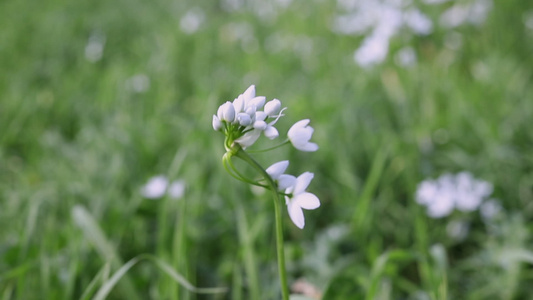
(288, 119), (318, 152)
(217, 101), (235, 122)
(168, 180), (186, 199)
(266, 160), (296, 191)
(426, 192), (455, 218)
(141, 175), (169, 199)
(236, 113), (252, 126)
(264, 99), (281, 116)
(235, 110), (280, 147)
(285, 172), (320, 229)
(212, 115), (222, 131)
(414, 172), (493, 218)
(454, 172), (492, 212)
(415, 180), (438, 205)
(480, 199), (502, 220)
(232, 85), (266, 114)
(141, 176), (186, 200)
(446, 220), (469, 241)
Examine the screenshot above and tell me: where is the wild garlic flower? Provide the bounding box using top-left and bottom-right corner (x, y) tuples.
(141, 175), (186, 200)
(214, 84), (320, 297)
(213, 85), (287, 149)
(415, 172), (493, 218)
(266, 160), (296, 191)
(214, 84), (320, 229)
(213, 85), (318, 154)
(284, 172), (320, 229)
(288, 119), (319, 152)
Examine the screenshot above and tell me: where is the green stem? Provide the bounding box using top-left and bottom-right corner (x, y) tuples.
(234, 148), (289, 300)
(223, 154), (269, 188)
(245, 140), (290, 153)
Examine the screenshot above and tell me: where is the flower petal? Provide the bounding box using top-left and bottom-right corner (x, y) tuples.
(294, 192), (320, 210)
(294, 172), (314, 195)
(288, 119), (310, 138)
(233, 96), (244, 114)
(253, 120), (267, 130)
(288, 200), (305, 229)
(264, 125), (279, 139)
(236, 113), (252, 126)
(264, 99), (281, 116)
(242, 85), (256, 104)
(212, 115), (222, 131)
(235, 130), (261, 147)
(298, 142), (319, 152)
(278, 174), (296, 191)
(142, 175), (169, 199)
(248, 96), (266, 110)
(266, 161), (289, 179)
(254, 111), (267, 121)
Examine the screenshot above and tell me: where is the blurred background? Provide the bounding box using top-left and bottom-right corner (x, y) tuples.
(1, 0), (533, 299)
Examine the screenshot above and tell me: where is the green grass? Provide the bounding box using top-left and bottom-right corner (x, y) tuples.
(1, 0), (533, 299)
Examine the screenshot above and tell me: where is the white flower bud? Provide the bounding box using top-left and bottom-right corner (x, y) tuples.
(217, 101), (235, 122)
(255, 111), (267, 122)
(212, 115), (222, 131)
(248, 96), (266, 110)
(242, 85), (256, 102)
(253, 120), (267, 130)
(264, 99), (281, 116)
(236, 113), (252, 126)
(233, 95), (244, 114)
(245, 105), (256, 117)
(264, 125), (279, 139)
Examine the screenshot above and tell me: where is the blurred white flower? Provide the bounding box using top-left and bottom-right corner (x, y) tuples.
(404, 9), (433, 35)
(440, 5), (469, 28)
(141, 175), (168, 199)
(354, 34), (390, 67)
(480, 199), (502, 220)
(180, 8), (205, 34)
(525, 11), (533, 31)
(285, 172), (320, 229)
(85, 32), (106, 62)
(426, 192), (455, 218)
(422, 0), (450, 4)
(395, 47), (417, 67)
(446, 220), (470, 241)
(334, 0), (492, 67)
(440, 0), (492, 29)
(126, 74), (150, 93)
(141, 175), (186, 200)
(455, 172), (493, 212)
(168, 180), (186, 199)
(415, 172), (493, 218)
(288, 119), (319, 152)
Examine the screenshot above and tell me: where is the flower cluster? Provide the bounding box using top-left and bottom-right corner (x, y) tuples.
(415, 172), (493, 218)
(141, 175), (186, 200)
(213, 85), (319, 228)
(213, 85), (318, 152)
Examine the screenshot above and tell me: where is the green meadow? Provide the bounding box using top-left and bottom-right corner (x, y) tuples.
(1, 0), (533, 299)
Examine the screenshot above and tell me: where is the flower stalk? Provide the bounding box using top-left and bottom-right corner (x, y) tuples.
(213, 85), (320, 299)
(234, 148), (290, 300)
